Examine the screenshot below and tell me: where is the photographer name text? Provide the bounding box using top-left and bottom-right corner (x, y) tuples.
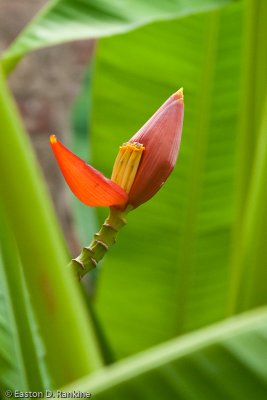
(5, 391), (91, 398)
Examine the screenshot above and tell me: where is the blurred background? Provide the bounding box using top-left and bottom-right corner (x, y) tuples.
(0, 0), (261, 350)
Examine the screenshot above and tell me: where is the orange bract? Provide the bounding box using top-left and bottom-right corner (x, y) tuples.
(50, 135), (128, 207)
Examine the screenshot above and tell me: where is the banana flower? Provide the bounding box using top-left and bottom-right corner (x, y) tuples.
(50, 89), (184, 279)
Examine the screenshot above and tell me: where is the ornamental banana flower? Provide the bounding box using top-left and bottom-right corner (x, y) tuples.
(50, 89), (184, 279)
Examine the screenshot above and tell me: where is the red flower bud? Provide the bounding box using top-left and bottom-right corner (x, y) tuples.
(128, 88), (184, 207)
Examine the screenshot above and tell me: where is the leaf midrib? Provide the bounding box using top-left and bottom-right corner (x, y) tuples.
(174, 10), (220, 334)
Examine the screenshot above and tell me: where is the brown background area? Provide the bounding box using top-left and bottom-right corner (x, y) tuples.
(0, 0), (94, 254)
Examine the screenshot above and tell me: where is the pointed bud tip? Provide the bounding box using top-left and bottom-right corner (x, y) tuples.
(173, 88), (184, 103)
(50, 134), (57, 145)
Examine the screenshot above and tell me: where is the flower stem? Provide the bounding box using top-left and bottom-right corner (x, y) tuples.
(69, 206), (129, 279)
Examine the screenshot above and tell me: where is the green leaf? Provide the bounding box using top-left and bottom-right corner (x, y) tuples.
(228, 0), (267, 314)
(64, 307), (267, 399)
(1, 0), (235, 73)
(0, 203), (44, 390)
(229, 95), (267, 312)
(91, 3), (242, 358)
(0, 68), (103, 388)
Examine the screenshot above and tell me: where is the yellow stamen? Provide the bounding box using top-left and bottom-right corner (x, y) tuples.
(111, 142), (145, 193)
(50, 134), (57, 144)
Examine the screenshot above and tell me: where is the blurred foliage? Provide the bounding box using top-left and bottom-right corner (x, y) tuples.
(1, 0), (267, 398)
(65, 306), (267, 399)
(0, 67), (103, 389)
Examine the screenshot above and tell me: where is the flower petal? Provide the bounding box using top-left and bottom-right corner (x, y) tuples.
(128, 89), (184, 207)
(50, 135), (128, 207)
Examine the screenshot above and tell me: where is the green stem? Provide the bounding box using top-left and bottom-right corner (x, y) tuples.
(69, 207), (129, 279)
